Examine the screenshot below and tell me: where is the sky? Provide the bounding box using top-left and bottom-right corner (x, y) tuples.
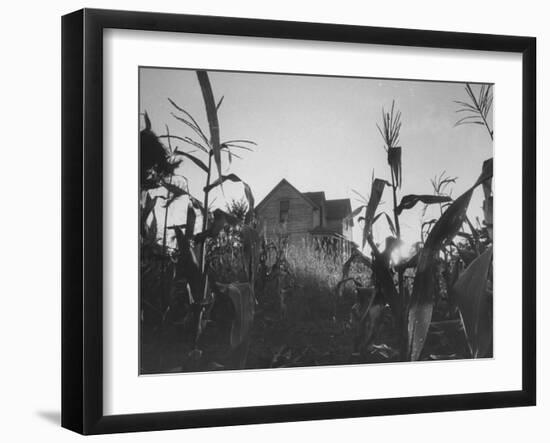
(139, 67), (493, 252)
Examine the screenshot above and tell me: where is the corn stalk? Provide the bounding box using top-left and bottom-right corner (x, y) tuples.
(159, 70), (258, 368)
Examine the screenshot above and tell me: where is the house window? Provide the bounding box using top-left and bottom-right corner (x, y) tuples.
(279, 200), (289, 223)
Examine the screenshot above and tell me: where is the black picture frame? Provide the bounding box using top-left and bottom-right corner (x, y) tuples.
(62, 8), (536, 435)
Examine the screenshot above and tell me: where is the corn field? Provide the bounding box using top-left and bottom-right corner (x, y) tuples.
(139, 70), (493, 373)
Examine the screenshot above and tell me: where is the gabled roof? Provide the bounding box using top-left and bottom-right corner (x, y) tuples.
(255, 178), (352, 224)
(325, 199), (352, 220)
(303, 192), (326, 208)
(255, 179), (318, 212)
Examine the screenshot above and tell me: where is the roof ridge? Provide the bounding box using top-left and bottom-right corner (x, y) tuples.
(255, 178), (319, 211)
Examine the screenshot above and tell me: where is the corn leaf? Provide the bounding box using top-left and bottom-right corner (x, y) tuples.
(348, 205), (367, 220)
(142, 210), (157, 244)
(143, 111), (151, 130)
(407, 158), (493, 361)
(196, 71), (222, 178)
(243, 182), (255, 224)
(373, 211), (397, 236)
(217, 282), (255, 349)
(167, 98), (210, 147)
(396, 194), (452, 215)
(173, 225), (202, 298)
(456, 247), (478, 267)
(223, 139), (257, 146)
(339, 246), (401, 324)
(451, 247), (493, 358)
(161, 178), (191, 208)
(185, 203), (196, 240)
(189, 196), (206, 218)
(173, 226), (199, 269)
(140, 193), (157, 230)
(362, 178), (388, 249)
(241, 225), (260, 286)
(482, 177), (493, 240)
(159, 134), (209, 153)
(204, 173), (242, 193)
(174, 149), (208, 173)
(216, 95), (224, 111)
(222, 143), (254, 152)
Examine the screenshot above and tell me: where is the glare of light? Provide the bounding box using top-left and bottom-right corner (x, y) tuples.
(391, 240), (414, 265)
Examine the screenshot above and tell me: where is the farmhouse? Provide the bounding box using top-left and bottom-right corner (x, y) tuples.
(255, 179), (354, 254)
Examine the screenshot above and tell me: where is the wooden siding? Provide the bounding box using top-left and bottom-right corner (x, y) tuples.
(312, 208), (321, 228)
(256, 179), (353, 251)
(257, 181), (314, 240)
(324, 218), (353, 242)
(325, 218), (342, 233)
(343, 220), (353, 242)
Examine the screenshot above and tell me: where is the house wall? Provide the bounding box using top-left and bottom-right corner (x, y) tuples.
(312, 208), (321, 227)
(325, 219), (352, 240)
(257, 181), (315, 241)
(325, 218), (343, 234)
(343, 220), (353, 242)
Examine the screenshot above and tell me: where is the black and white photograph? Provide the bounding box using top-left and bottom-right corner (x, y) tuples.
(139, 68), (494, 374)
